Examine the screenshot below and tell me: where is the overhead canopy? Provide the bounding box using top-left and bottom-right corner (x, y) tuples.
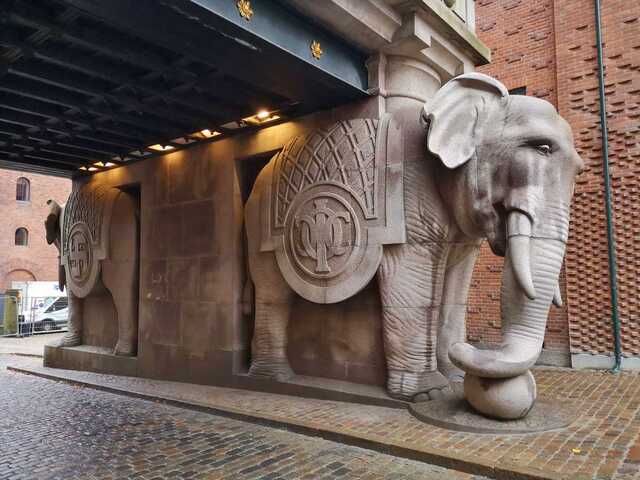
(0, 0), (368, 177)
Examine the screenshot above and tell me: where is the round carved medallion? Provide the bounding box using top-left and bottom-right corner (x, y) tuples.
(275, 184), (383, 304)
(68, 223), (93, 284)
(289, 194), (360, 280)
(64, 222), (99, 298)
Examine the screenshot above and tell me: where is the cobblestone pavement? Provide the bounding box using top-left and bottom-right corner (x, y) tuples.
(8, 357), (640, 480)
(0, 355), (487, 480)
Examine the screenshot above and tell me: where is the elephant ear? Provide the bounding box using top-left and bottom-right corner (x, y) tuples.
(45, 199), (61, 245)
(422, 72), (509, 169)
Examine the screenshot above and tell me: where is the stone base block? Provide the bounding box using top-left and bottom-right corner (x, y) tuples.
(44, 344), (138, 377)
(409, 394), (577, 434)
(42, 344), (403, 408)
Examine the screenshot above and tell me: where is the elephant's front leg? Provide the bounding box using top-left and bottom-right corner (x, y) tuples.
(248, 252), (295, 381)
(54, 290), (83, 347)
(437, 239), (482, 386)
(378, 243), (450, 401)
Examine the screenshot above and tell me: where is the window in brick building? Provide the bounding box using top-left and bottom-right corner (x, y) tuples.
(509, 86), (527, 96)
(16, 177), (30, 201)
(15, 228), (28, 246)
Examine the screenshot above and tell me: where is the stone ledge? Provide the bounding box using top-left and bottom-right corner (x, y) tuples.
(571, 353), (640, 370)
(9, 362), (568, 480)
(44, 344), (138, 377)
(43, 344), (403, 408)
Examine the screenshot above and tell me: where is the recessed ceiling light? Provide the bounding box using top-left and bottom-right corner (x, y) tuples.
(87, 166), (98, 171)
(79, 166), (87, 170)
(243, 112), (280, 125)
(93, 161), (105, 167)
(148, 144), (175, 152)
(104, 162), (116, 167)
(200, 129), (221, 138)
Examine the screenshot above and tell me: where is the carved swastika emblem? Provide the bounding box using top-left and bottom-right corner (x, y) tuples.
(295, 199), (351, 273)
(66, 222), (94, 287)
(69, 231), (89, 280)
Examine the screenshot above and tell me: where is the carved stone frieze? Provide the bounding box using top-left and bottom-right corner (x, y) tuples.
(61, 183), (119, 298)
(259, 115), (405, 303)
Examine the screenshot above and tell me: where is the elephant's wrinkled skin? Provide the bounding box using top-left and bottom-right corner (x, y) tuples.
(245, 73), (582, 401)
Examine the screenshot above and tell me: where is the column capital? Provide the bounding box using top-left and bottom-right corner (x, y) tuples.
(282, 0), (490, 89)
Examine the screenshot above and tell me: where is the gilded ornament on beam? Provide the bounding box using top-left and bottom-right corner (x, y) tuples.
(310, 40), (323, 60)
(237, 0), (253, 21)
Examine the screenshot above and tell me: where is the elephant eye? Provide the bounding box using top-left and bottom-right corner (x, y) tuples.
(526, 141), (553, 156)
(535, 144), (552, 155)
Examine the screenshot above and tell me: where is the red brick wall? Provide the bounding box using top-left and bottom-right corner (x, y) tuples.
(554, 1), (640, 357)
(470, 0), (570, 353)
(0, 169), (71, 291)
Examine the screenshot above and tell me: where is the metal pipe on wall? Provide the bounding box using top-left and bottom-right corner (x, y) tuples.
(594, 0), (622, 373)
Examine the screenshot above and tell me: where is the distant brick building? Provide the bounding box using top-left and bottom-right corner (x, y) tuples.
(471, 0), (640, 367)
(0, 169), (71, 291)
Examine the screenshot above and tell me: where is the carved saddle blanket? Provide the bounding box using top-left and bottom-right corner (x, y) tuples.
(260, 115), (405, 303)
(60, 183), (119, 298)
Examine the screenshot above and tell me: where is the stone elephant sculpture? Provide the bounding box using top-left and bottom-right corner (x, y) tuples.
(245, 73), (582, 404)
(45, 184), (139, 356)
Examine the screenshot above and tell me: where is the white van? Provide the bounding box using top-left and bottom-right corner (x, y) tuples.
(11, 281), (69, 334)
(32, 296), (69, 331)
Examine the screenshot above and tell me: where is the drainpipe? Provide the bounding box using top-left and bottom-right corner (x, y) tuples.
(594, 0), (622, 373)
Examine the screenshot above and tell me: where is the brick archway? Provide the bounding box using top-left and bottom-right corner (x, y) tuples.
(0, 259), (46, 291)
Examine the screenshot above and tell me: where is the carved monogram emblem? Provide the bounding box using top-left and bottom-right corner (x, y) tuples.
(67, 223), (93, 284)
(287, 192), (360, 281)
(295, 199), (350, 273)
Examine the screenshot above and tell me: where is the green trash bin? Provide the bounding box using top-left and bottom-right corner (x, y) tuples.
(2, 290), (20, 336)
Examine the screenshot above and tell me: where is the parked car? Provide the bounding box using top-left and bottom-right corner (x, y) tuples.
(19, 296), (68, 334)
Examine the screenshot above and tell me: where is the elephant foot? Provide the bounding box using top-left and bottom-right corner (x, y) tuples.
(387, 369), (452, 402)
(447, 373), (465, 397)
(52, 332), (82, 348)
(114, 340), (136, 357)
(249, 357), (294, 382)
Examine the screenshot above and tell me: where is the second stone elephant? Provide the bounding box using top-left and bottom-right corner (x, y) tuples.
(245, 73), (582, 401)
(45, 183), (139, 356)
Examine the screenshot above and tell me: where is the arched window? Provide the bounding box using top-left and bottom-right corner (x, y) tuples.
(16, 177), (30, 201)
(15, 228), (28, 246)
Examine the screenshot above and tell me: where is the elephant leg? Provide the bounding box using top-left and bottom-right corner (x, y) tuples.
(247, 251), (295, 380)
(102, 258), (138, 356)
(244, 166), (295, 381)
(437, 239), (481, 386)
(102, 191), (139, 357)
(54, 291), (83, 347)
(378, 243), (450, 401)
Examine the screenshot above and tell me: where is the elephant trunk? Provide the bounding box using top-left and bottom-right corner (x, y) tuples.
(449, 211), (567, 378)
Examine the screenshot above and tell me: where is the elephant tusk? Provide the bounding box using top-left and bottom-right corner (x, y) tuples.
(552, 282), (563, 307)
(507, 210), (537, 300)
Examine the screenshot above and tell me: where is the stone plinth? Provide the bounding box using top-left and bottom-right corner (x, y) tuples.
(44, 344), (138, 377)
(409, 394), (577, 434)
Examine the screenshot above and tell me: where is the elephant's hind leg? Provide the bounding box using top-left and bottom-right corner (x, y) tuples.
(103, 192), (139, 357)
(378, 243), (450, 401)
(248, 251), (295, 381)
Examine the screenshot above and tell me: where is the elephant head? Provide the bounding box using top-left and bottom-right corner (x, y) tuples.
(45, 199), (66, 291)
(422, 73), (583, 379)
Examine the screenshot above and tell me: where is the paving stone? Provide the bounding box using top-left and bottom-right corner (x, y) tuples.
(7, 353), (640, 479)
(0, 355), (483, 480)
